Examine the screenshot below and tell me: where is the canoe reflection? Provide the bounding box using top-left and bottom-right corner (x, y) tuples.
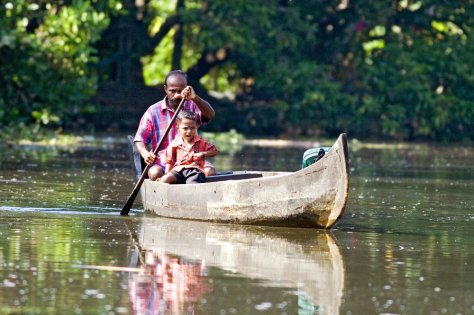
(131, 217), (345, 314)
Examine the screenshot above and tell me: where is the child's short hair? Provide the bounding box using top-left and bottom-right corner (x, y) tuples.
(177, 110), (197, 122)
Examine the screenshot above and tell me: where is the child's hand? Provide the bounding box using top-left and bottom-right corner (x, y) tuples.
(191, 152), (205, 162)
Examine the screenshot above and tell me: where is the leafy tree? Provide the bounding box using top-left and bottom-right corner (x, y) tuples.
(137, 0), (357, 136)
(352, 1), (474, 140)
(0, 1), (118, 138)
(1, 0), (473, 141)
(135, 0), (473, 140)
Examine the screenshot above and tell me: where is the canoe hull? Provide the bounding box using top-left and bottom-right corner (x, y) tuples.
(141, 134), (349, 229)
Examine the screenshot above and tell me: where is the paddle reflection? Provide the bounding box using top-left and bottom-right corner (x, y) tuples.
(128, 251), (208, 314)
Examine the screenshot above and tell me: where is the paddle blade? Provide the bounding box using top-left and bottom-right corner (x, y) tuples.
(120, 189), (140, 215)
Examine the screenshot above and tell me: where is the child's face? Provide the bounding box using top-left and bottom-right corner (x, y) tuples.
(177, 118), (197, 143)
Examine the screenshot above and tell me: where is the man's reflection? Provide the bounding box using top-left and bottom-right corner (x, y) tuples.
(128, 251), (209, 314)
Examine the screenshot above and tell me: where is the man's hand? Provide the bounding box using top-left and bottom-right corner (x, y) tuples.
(135, 141), (158, 165)
(144, 151), (157, 165)
(181, 86), (196, 101)
(179, 85), (216, 120)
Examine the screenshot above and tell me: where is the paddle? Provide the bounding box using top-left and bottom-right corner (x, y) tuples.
(120, 97), (186, 215)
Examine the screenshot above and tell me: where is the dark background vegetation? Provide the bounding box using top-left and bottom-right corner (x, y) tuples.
(1, 0), (473, 142)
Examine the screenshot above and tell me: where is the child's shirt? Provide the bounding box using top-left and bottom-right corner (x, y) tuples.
(165, 135), (217, 172)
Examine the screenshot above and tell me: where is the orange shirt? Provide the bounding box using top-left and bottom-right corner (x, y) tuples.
(165, 135), (217, 172)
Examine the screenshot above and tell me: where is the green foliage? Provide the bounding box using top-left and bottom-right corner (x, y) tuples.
(140, 0), (473, 140)
(0, 1), (118, 140)
(200, 129), (245, 154)
(1, 0), (474, 142)
(354, 2), (474, 140)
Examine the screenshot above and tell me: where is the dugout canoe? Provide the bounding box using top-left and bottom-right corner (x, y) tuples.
(128, 133), (349, 229)
(131, 217), (345, 314)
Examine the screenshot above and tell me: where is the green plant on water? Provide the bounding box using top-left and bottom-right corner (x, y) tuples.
(201, 129), (245, 154)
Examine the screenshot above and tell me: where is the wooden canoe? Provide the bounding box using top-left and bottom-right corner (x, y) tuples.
(128, 133), (349, 229)
(134, 217), (345, 314)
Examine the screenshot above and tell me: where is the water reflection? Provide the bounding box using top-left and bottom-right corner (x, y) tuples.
(131, 217), (345, 314)
(128, 251), (208, 314)
(0, 212), (133, 314)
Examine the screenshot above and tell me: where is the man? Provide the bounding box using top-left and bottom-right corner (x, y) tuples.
(134, 70), (216, 180)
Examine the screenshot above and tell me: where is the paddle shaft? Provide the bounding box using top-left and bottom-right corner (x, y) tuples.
(120, 98), (186, 215)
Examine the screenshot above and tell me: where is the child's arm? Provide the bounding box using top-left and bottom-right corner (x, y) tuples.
(193, 140), (218, 161)
(203, 141), (218, 158)
(198, 149), (218, 159)
(164, 163), (172, 173)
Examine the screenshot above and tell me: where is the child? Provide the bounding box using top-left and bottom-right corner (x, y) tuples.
(160, 110), (218, 184)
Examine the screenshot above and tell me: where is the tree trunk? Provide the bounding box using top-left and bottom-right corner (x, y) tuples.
(172, 0), (185, 70)
(93, 1), (161, 131)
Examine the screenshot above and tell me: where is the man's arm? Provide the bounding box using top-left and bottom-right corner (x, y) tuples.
(193, 94), (215, 120)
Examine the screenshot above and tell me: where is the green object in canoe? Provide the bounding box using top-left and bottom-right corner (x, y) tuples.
(302, 147), (332, 169)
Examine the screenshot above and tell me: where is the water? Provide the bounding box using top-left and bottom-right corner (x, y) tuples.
(0, 139), (473, 314)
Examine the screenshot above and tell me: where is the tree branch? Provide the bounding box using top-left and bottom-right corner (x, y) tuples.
(150, 15), (180, 48)
(187, 48), (233, 84)
(149, 8), (202, 48)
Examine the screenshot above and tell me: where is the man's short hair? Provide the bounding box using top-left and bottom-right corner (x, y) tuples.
(165, 70), (188, 85)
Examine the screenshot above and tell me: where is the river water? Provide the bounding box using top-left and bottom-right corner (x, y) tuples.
(0, 137), (472, 314)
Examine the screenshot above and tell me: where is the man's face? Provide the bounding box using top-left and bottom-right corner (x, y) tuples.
(164, 75), (187, 108)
